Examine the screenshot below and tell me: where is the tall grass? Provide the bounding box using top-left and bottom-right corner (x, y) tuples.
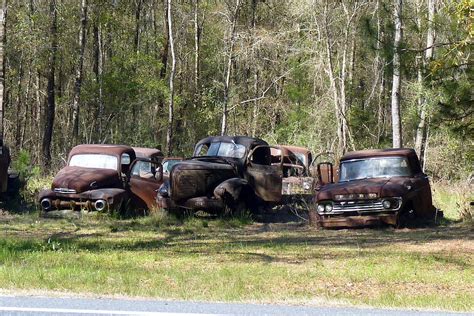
(432, 181), (473, 223)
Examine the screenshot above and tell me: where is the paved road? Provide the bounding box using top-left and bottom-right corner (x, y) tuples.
(0, 295), (471, 316)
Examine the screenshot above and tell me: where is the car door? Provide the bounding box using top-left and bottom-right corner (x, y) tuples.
(310, 152), (336, 186)
(129, 159), (163, 210)
(245, 145), (282, 202)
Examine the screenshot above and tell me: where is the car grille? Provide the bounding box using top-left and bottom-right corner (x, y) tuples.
(53, 188), (77, 194)
(332, 200), (384, 214)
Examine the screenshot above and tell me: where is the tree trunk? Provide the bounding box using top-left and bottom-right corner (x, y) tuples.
(134, 0), (143, 54)
(0, 0), (6, 143)
(42, 0), (58, 169)
(15, 60), (23, 148)
(71, 0), (88, 146)
(221, 0), (241, 135)
(93, 24), (104, 142)
(193, 0), (200, 107)
(415, 0), (435, 166)
(323, 2), (344, 155)
(391, 0), (403, 148)
(153, 0), (169, 142)
(165, 0), (175, 155)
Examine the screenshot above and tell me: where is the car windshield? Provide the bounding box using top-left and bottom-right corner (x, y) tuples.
(339, 157), (411, 182)
(194, 142), (246, 159)
(69, 154), (118, 170)
(162, 159), (180, 174)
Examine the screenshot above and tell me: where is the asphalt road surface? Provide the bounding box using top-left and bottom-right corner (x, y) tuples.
(0, 295), (471, 316)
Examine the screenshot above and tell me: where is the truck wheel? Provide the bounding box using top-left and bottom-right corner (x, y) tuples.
(223, 199), (247, 217)
(396, 204), (416, 228)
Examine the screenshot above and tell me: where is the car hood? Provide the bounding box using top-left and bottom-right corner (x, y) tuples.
(316, 177), (410, 201)
(52, 166), (121, 193)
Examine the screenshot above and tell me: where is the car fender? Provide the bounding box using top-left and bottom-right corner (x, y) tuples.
(213, 177), (248, 202)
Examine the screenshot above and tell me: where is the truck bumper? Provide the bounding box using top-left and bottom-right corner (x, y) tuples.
(157, 195), (224, 213)
(318, 213), (398, 228)
(38, 188), (127, 211)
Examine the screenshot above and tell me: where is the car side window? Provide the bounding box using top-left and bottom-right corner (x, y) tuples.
(131, 161), (161, 180)
(250, 147), (271, 165)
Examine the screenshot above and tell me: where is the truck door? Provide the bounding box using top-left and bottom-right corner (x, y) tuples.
(129, 159), (163, 210)
(310, 152), (336, 186)
(245, 145), (282, 202)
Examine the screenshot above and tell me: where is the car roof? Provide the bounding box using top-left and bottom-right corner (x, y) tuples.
(132, 147), (164, 159)
(341, 148), (418, 161)
(194, 135), (268, 150)
(274, 145), (311, 156)
(69, 144), (135, 158)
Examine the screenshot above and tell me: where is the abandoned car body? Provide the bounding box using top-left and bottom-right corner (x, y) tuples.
(39, 145), (164, 212)
(271, 145), (315, 202)
(312, 148), (437, 227)
(158, 136), (316, 214)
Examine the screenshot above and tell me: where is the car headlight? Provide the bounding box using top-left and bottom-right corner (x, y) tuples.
(317, 204), (325, 213)
(325, 204), (333, 212)
(382, 200), (391, 209)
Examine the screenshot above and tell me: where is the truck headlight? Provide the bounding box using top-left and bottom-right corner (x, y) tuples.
(382, 200), (391, 209)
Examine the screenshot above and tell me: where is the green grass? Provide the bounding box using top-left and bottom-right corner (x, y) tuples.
(0, 211), (473, 311)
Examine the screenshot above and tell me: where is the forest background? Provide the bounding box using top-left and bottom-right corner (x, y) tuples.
(0, 0), (471, 183)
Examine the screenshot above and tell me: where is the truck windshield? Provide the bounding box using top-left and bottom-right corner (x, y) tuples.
(69, 154), (118, 170)
(339, 157), (411, 182)
(195, 142), (246, 159)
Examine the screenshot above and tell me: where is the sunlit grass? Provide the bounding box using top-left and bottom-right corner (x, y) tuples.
(0, 211), (472, 311)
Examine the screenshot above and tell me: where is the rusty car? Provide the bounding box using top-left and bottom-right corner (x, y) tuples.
(310, 148), (439, 228)
(39, 144), (164, 213)
(271, 145), (315, 203)
(157, 136), (315, 214)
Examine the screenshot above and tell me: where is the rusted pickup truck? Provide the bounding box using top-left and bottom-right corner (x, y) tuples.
(311, 148), (438, 227)
(157, 136), (315, 214)
(39, 145), (163, 213)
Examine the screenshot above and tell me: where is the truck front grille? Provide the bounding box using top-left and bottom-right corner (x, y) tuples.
(332, 200), (384, 214)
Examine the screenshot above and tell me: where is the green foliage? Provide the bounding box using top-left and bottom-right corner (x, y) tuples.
(12, 150), (41, 182)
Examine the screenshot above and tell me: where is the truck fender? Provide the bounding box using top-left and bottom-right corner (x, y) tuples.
(213, 178), (248, 202)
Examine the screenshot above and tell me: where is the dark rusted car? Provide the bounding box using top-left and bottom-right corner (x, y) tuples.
(158, 136), (313, 214)
(39, 145), (163, 212)
(271, 145), (315, 202)
(311, 148), (438, 228)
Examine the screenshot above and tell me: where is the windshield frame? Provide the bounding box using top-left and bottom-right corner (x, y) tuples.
(338, 156), (412, 182)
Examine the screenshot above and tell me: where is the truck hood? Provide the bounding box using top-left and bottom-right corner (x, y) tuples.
(316, 177), (410, 201)
(52, 166), (121, 193)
